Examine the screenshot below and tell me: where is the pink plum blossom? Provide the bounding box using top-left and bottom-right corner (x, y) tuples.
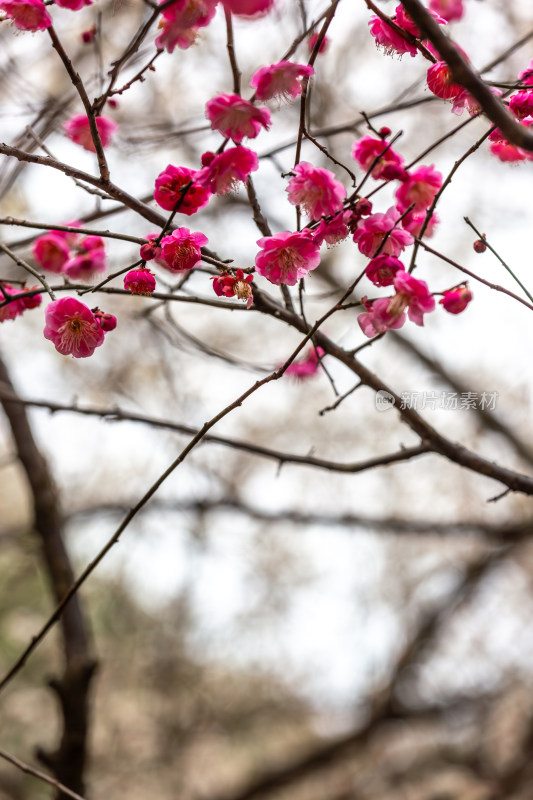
(154, 164), (211, 214)
(352, 207), (413, 258)
(195, 146), (258, 194)
(221, 0), (273, 16)
(0, 284), (41, 322)
(357, 297), (406, 338)
(205, 94), (271, 143)
(440, 286), (472, 314)
(518, 59), (533, 86)
(392, 270), (435, 325)
(63, 114), (118, 152)
(352, 135), (406, 181)
(212, 269), (254, 307)
(509, 91), (533, 120)
(488, 125), (533, 162)
(44, 297), (106, 358)
(286, 162), (346, 220)
(426, 61), (462, 99)
(55, 0), (92, 9)
(395, 3), (445, 38)
(250, 61), (314, 103)
(395, 165), (443, 214)
(429, 0), (464, 22)
(368, 15), (418, 58)
(124, 268), (156, 295)
(33, 233), (71, 273)
(62, 235), (106, 282)
(402, 209), (439, 238)
(92, 308), (117, 331)
(312, 213), (349, 247)
(308, 33), (329, 54)
(160, 227), (208, 272)
(365, 254), (404, 287)
(285, 347), (325, 379)
(0, 0), (51, 30)
(155, 0), (218, 52)
(255, 231), (321, 286)
(63, 248), (106, 282)
(140, 239), (162, 262)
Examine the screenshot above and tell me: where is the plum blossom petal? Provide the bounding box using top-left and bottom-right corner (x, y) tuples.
(255, 231), (321, 286)
(440, 286), (472, 314)
(0, 0), (51, 30)
(286, 162), (346, 220)
(195, 146), (258, 194)
(154, 164), (211, 214)
(205, 94), (271, 143)
(160, 227), (208, 272)
(63, 114), (118, 152)
(352, 207), (413, 258)
(250, 61), (314, 103)
(395, 165), (443, 214)
(44, 297), (106, 358)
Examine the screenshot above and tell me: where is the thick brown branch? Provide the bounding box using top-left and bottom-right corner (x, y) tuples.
(399, 0), (533, 151)
(0, 355), (96, 800)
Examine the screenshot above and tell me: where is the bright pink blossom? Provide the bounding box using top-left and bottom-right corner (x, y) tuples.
(426, 61), (462, 99)
(124, 268), (156, 295)
(352, 207), (413, 258)
(285, 347), (325, 379)
(222, 0), (273, 16)
(312, 213), (349, 247)
(255, 231), (321, 286)
(368, 15), (417, 58)
(92, 308), (117, 331)
(62, 235), (106, 282)
(205, 94), (271, 143)
(286, 162), (346, 220)
(55, 0), (91, 9)
(518, 59), (533, 86)
(352, 135), (406, 181)
(395, 165), (442, 214)
(392, 270), (435, 325)
(308, 33), (329, 54)
(155, 0), (218, 52)
(366, 255), (404, 287)
(429, 0), (463, 22)
(0, 284), (42, 322)
(0, 0), (51, 30)
(33, 233), (71, 273)
(440, 286), (472, 314)
(140, 240), (162, 262)
(63, 248), (106, 282)
(509, 91), (533, 120)
(154, 164), (211, 214)
(402, 209), (439, 238)
(358, 297), (406, 338)
(63, 114), (118, 152)
(160, 227), (208, 272)
(250, 61), (314, 103)
(395, 3), (445, 37)
(488, 125), (533, 162)
(195, 146), (258, 194)
(489, 140), (528, 163)
(44, 297), (106, 358)
(212, 269), (254, 308)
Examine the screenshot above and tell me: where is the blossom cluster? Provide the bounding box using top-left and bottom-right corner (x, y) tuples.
(367, 2), (533, 164)
(33, 226), (107, 282)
